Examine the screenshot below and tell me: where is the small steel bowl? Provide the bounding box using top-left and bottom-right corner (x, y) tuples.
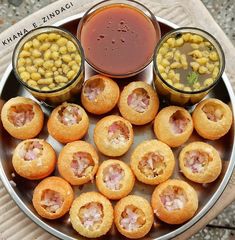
(153, 27), (225, 106)
(77, 0), (161, 78)
(12, 26), (85, 107)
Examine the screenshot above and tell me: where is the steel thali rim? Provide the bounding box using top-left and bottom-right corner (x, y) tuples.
(0, 13), (235, 240)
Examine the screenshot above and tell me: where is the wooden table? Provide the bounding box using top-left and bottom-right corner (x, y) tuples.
(0, 0), (234, 239)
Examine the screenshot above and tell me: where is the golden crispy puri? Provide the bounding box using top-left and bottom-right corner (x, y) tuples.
(58, 141), (99, 185)
(94, 115), (133, 157)
(12, 139), (56, 180)
(96, 159), (135, 200)
(154, 106), (193, 147)
(179, 141), (222, 183)
(192, 98), (233, 140)
(1, 97), (44, 139)
(130, 140), (175, 185)
(114, 195), (154, 239)
(47, 102), (89, 143)
(151, 179), (198, 224)
(81, 74), (120, 115)
(32, 176), (74, 220)
(70, 192), (114, 238)
(118, 81), (159, 125)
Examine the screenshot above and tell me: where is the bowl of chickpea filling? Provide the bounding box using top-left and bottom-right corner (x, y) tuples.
(153, 27), (225, 106)
(12, 26), (85, 106)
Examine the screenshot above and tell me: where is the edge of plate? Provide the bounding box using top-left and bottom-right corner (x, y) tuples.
(0, 12), (235, 240)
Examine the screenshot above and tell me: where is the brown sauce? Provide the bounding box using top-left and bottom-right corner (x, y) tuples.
(80, 4), (159, 75)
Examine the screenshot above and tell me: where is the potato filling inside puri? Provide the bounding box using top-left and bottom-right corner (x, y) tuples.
(202, 103), (224, 122)
(138, 152), (166, 178)
(127, 88), (150, 113)
(79, 202), (104, 230)
(71, 152), (94, 178)
(160, 186), (187, 211)
(84, 78), (105, 101)
(57, 105), (82, 126)
(8, 104), (34, 127)
(108, 121), (130, 145)
(103, 164), (125, 190)
(120, 205), (146, 231)
(169, 110), (189, 134)
(184, 150), (210, 173)
(40, 189), (64, 213)
(19, 140), (43, 161)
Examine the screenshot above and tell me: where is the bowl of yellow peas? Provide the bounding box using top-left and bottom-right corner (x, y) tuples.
(12, 26), (85, 106)
(153, 27), (225, 105)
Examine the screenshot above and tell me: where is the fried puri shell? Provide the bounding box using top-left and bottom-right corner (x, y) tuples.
(32, 176), (74, 220)
(154, 106), (193, 147)
(114, 195), (154, 239)
(70, 192), (114, 238)
(96, 159), (135, 200)
(81, 74), (120, 115)
(179, 141), (222, 183)
(151, 179), (198, 224)
(118, 81), (159, 125)
(12, 139), (56, 180)
(58, 141), (99, 185)
(47, 102), (89, 143)
(1, 97), (44, 139)
(94, 115), (134, 157)
(192, 98), (233, 140)
(130, 140), (175, 185)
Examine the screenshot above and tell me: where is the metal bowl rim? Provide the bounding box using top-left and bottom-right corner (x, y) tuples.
(0, 12), (235, 240)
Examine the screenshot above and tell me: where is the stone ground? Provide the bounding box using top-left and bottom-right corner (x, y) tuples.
(0, 0), (234, 239)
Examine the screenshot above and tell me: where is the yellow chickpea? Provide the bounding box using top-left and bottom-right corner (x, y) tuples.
(67, 70), (76, 80)
(159, 47), (168, 55)
(160, 72), (167, 80)
(36, 33), (48, 41)
(196, 57), (208, 65)
(184, 86), (191, 92)
(49, 83), (56, 89)
(23, 41), (33, 50)
(174, 83), (184, 90)
(38, 67), (45, 76)
(48, 33), (60, 41)
(157, 54), (162, 64)
(28, 80), (37, 87)
(168, 70), (175, 79)
(32, 49), (42, 58)
(25, 58), (32, 65)
(39, 42), (51, 51)
(161, 59), (170, 67)
(18, 58), (26, 67)
(170, 62), (181, 69)
(41, 86), (50, 91)
(55, 75), (68, 83)
(20, 72), (30, 81)
(165, 51), (174, 60)
(18, 67), (25, 73)
(32, 39), (40, 48)
(44, 49), (52, 60)
(188, 50), (202, 58)
(50, 43), (59, 52)
(45, 72), (53, 78)
(33, 58), (44, 67)
(182, 33), (191, 42)
(19, 50), (31, 58)
(52, 66), (57, 72)
(174, 50), (181, 61)
(204, 78), (214, 87)
(62, 54), (72, 63)
(68, 61), (76, 67)
(212, 66), (219, 78)
(209, 51), (219, 61)
(72, 64), (79, 72)
(198, 66), (208, 74)
(57, 37), (68, 46)
(51, 51), (59, 60)
(43, 60), (54, 70)
(166, 37), (175, 47)
(191, 43), (199, 49)
(175, 37), (184, 47)
(190, 62), (200, 71)
(31, 73), (41, 81)
(54, 71), (59, 77)
(62, 65), (70, 74)
(193, 82), (201, 90)
(74, 54), (81, 65)
(67, 41), (77, 52)
(158, 64), (165, 74)
(59, 46), (67, 54)
(166, 79), (173, 85)
(26, 66), (37, 73)
(55, 59), (62, 68)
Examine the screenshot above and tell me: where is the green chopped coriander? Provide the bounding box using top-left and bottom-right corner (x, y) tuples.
(187, 71), (199, 86)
